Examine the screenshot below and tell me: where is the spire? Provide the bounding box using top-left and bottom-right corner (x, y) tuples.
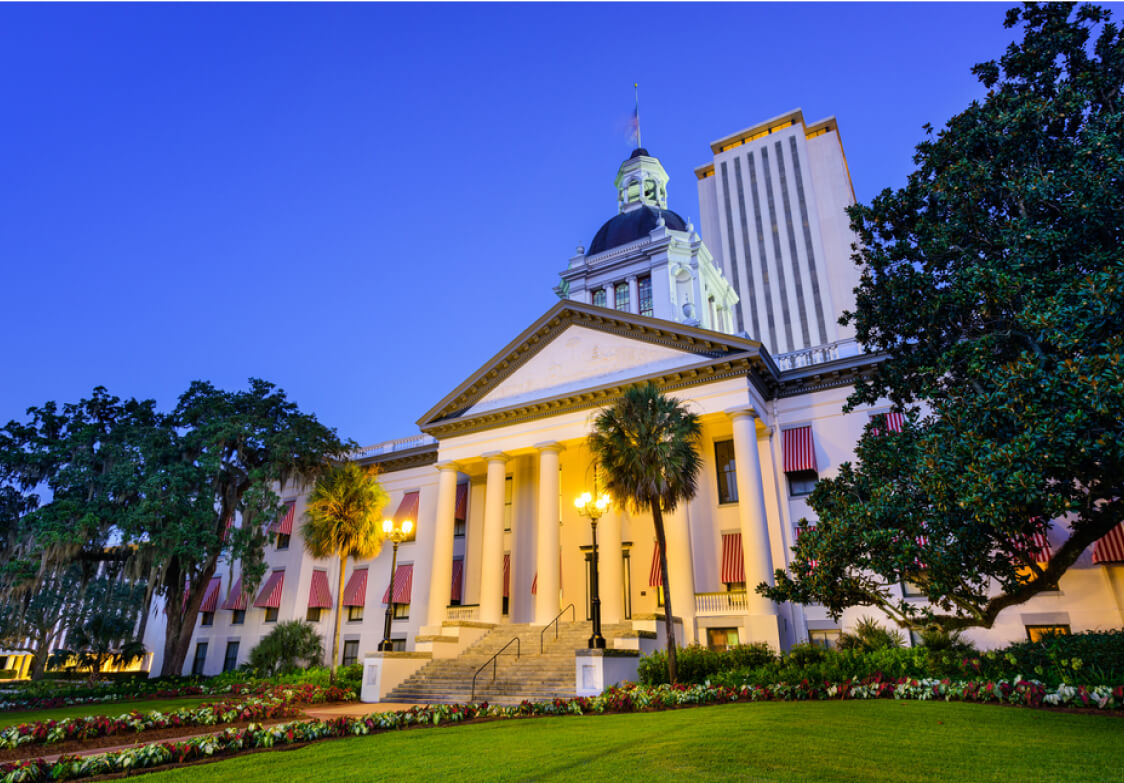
(631, 83), (642, 149)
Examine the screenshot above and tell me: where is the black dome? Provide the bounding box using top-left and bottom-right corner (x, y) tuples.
(588, 205), (688, 255)
(629, 147), (650, 159)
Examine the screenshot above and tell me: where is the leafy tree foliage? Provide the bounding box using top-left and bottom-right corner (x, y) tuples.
(763, 3), (1124, 631)
(301, 462), (388, 682)
(0, 380), (348, 678)
(589, 382), (701, 684)
(247, 620), (324, 676)
(50, 577), (146, 681)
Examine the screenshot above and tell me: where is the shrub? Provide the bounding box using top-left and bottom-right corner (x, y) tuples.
(836, 617), (904, 652)
(247, 622), (323, 677)
(639, 644), (774, 685)
(974, 629), (1124, 686)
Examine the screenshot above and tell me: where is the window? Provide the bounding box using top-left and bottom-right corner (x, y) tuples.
(276, 533), (290, 550)
(341, 640), (358, 666)
(592, 289), (607, 308)
(200, 611), (214, 627)
(707, 628), (740, 652)
(222, 641), (239, 673)
(347, 605), (364, 622)
(503, 476), (513, 531)
(714, 440), (738, 504)
(387, 638), (406, 652)
(656, 584), (665, 607)
(393, 603), (410, 620)
(264, 607), (279, 623)
(306, 607), (323, 622)
(638, 276), (653, 317)
(902, 579), (925, 598)
(726, 581), (746, 593)
(615, 282), (630, 311)
(788, 470), (818, 497)
(231, 609), (245, 625)
(1026, 625), (1070, 642)
(454, 518), (466, 537)
(502, 596), (510, 616)
(809, 630), (841, 650)
(191, 642), (208, 676)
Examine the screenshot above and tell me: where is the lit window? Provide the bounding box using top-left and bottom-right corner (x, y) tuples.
(341, 640), (359, 666)
(638, 276), (653, 317)
(276, 533), (290, 550)
(454, 518), (466, 537)
(707, 628), (740, 652)
(222, 641), (239, 673)
(347, 605), (364, 622)
(788, 470), (818, 497)
(592, 289), (607, 308)
(714, 440), (738, 504)
(902, 580), (925, 598)
(809, 630), (841, 650)
(264, 607), (279, 623)
(615, 282), (630, 311)
(393, 603), (410, 620)
(1026, 625), (1070, 642)
(504, 476), (513, 531)
(306, 607), (322, 622)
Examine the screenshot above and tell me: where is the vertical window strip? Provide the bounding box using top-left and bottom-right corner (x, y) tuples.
(775, 139), (812, 348)
(615, 282), (630, 311)
(592, 288), (607, 308)
(719, 161), (746, 334)
(746, 154), (777, 347)
(733, 158), (758, 337)
(638, 276), (653, 317)
(789, 135), (829, 345)
(760, 147), (795, 351)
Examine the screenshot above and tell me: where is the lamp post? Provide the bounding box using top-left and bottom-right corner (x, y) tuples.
(574, 468), (611, 649)
(378, 517), (413, 652)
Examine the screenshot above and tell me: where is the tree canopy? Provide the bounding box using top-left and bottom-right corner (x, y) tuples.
(762, 3), (1124, 631)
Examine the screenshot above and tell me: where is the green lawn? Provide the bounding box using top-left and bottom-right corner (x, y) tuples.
(148, 700), (1124, 783)
(0, 697), (215, 727)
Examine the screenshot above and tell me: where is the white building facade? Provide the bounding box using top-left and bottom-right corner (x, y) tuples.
(145, 115), (1124, 677)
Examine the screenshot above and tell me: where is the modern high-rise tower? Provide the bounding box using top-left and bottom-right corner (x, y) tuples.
(695, 109), (862, 360)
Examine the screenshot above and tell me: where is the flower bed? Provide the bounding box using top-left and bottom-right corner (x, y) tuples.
(0, 682), (353, 715)
(1, 678), (1120, 782)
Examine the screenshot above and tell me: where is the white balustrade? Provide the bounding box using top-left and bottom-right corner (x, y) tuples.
(446, 605), (480, 622)
(694, 591), (748, 616)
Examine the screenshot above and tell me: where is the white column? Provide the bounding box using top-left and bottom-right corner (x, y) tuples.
(663, 503), (697, 644)
(603, 284), (613, 308)
(599, 508), (624, 625)
(534, 443), (563, 624)
(627, 275), (639, 315)
(426, 462), (459, 629)
(479, 452), (509, 624)
(728, 408), (779, 618)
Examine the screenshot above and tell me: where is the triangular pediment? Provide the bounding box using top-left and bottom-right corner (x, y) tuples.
(418, 302), (773, 432)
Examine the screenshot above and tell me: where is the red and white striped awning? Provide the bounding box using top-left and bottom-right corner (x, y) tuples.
(797, 524), (819, 570)
(1093, 522), (1124, 565)
(395, 491), (420, 527)
(308, 570), (333, 609)
(503, 554), (510, 598)
(649, 542), (663, 587)
(870, 411), (904, 435)
(342, 568), (368, 607)
(783, 426), (818, 473)
(200, 577), (222, 613)
(720, 533), (745, 584)
(271, 501), (296, 535)
(1026, 532), (1052, 563)
(254, 570), (285, 609)
(451, 558), (464, 603)
(455, 483), (468, 521)
(382, 564), (413, 604)
(222, 577), (248, 611)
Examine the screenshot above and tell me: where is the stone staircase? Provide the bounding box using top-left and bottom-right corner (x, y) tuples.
(386, 621), (638, 705)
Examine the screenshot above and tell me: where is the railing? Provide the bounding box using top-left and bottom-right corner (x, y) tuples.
(695, 591), (748, 616)
(774, 338), (861, 371)
(446, 604), (480, 622)
(540, 603), (576, 654)
(355, 434), (437, 459)
(471, 636), (520, 703)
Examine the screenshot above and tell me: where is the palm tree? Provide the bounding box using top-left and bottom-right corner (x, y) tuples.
(301, 462), (389, 682)
(588, 382), (702, 685)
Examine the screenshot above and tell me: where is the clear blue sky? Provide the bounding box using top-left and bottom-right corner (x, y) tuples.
(0, 3), (1018, 445)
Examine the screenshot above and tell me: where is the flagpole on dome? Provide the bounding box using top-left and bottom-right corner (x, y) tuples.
(633, 82), (641, 149)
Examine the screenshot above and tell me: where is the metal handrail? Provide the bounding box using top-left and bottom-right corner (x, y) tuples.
(540, 603), (576, 654)
(470, 636), (520, 703)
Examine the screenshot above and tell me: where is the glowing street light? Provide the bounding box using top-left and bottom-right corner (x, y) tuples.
(378, 517), (413, 652)
(574, 468), (611, 649)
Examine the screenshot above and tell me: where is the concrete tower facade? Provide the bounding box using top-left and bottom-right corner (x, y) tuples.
(696, 109), (862, 361)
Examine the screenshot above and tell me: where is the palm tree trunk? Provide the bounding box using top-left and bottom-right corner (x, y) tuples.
(652, 503), (678, 685)
(330, 556), (345, 684)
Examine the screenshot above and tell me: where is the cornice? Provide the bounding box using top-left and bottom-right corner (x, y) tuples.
(357, 444), (438, 474)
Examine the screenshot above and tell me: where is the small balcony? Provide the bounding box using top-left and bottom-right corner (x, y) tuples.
(695, 591), (748, 616)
